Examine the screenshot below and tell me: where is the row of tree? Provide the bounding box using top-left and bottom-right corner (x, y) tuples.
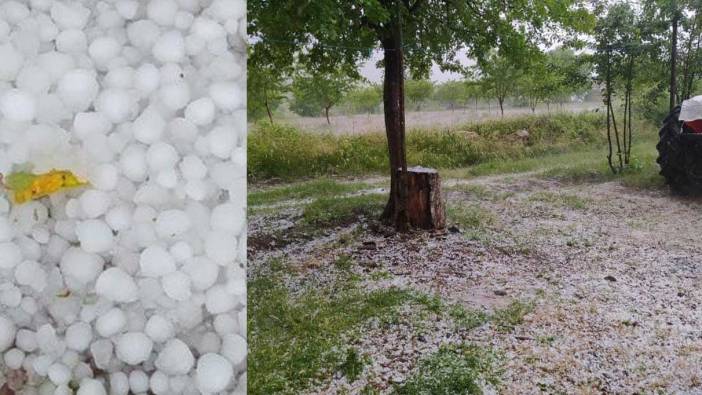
(248, 48), (593, 123)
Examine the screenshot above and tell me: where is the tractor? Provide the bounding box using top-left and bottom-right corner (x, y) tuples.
(656, 103), (702, 195)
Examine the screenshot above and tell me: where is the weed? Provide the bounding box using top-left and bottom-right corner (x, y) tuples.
(491, 300), (535, 333)
(448, 305), (489, 330)
(334, 255), (354, 271)
(302, 194), (386, 228)
(338, 348), (367, 382)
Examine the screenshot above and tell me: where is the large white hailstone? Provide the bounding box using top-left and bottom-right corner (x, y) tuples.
(50, 2), (91, 30)
(208, 0), (246, 20)
(110, 372), (130, 395)
(169, 241), (192, 262)
(207, 126), (236, 159)
(0, 217), (14, 242)
(205, 285), (236, 314)
(133, 108), (166, 144)
(95, 89), (133, 123)
(95, 268), (138, 303)
(0, 242), (22, 269)
(105, 67), (135, 89)
(95, 308), (127, 337)
(15, 329), (37, 352)
(14, 260), (47, 292)
(56, 29), (88, 53)
(89, 164), (119, 191)
(213, 314), (238, 335)
(60, 248), (105, 287)
(192, 17), (226, 40)
(115, 0), (138, 19)
(76, 220), (114, 253)
(205, 231), (238, 265)
(127, 20), (161, 50)
(76, 378), (107, 395)
(0, 316), (16, 352)
(16, 65), (52, 95)
(0, 43), (24, 81)
(147, 0), (179, 26)
(4, 348), (24, 370)
(181, 257), (219, 291)
(209, 81), (241, 111)
(221, 333), (247, 371)
(155, 209), (190, 239)
(144, 315), (174, 343)
(79, 190), (111, 219)
(154, 338), (194, 375)
(146, 142), (179, 172)
(129, 370), (149, 393)
(179, 155), (207, 180)
(139, 246), (176, 277)
(211, 203), (245, 234)
(57, 70), (99, 112)
(115, 332), (153, 365)
(159, 82), (190, 110)
(152, 31), (185, 63)
(161, 271), (191, 301)
(88, 37), (121, 65)
(65, 322), (92, 352)
(0, 89), (36, 122)
(48, 363), (72, 385)
(106, 205), (133, 231)
(120, 145), (148, 182)
(196, 353), (233, 393)
(90, 338), (114, 369)
(184, 97), (215, 126)
(134, 63), (161, 94)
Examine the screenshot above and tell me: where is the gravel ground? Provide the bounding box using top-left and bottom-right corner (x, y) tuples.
(249, 171), (702, 394)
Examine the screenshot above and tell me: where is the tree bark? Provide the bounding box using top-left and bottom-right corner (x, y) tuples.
(380, 29), (410, 231)
(498, 97), (504, 118)
(405, 167), (445, 229)
(670, 10), (679, 111)
(265, 97), (273, 123)
(325, 106), (331, 125)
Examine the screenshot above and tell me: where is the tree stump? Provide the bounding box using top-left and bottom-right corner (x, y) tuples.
(403, 166), (445, 230)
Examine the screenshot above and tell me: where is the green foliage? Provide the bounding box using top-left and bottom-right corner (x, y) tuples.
(433, 81), (467, 110)
(290, 70), (356, 120)
(405, 79), (434, 111)
(393, 344), (500, 395)
(337, 348), (367, 382)
(477, 52), (523, 115)
(343, 84), (382, 114)
(449, 305), (489, 330)
(491, 300), (534, 333)
(248, 113), (607, 180)
(247, 50), (287, 122)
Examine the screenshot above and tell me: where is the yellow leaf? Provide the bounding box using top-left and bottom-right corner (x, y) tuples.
(3, 169), (88, 204)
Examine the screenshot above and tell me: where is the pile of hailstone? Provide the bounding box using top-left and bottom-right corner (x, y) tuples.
(0, 0), (246, 394)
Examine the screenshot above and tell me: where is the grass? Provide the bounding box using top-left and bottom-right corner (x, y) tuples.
(249, 264), (415, 394)
(491, 300), (535, 333)
(393, 344), (501, 394)
(302, 193), (386, 227)
(449, 305), (489, 330)
(249, 113), (608, 180)
(249, 178), (375, 206)
(528, 191), (590, 210)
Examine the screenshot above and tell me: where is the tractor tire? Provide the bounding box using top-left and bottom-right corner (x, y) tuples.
(656, 107), (702, 195)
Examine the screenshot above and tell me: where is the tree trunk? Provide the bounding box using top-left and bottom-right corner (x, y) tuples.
(404, 167), (445, 229)
(380, 29), (410, 231)
(325, 106), (331, 125)
(498, 97), (504, 118)
(670, 11), (679, 111)
(265, 98), (273, 123)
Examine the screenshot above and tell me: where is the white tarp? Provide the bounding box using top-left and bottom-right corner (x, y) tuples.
(679, 95), (702, 121)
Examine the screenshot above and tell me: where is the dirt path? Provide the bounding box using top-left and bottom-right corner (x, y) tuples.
(249, 171), (702, 394)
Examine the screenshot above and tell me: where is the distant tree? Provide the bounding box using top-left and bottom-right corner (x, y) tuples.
(289, 70), (356, 124)
(344, 84), (382, 114)
(247, 63), (287, 123)
(433, 81), (465, 111)
(405, 79), (434, 111)
(250, 0), (594, 230)
(478, 53), (523, 117)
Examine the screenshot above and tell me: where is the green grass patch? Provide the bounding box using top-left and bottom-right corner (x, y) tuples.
(334, 254), (355, 271)
(491, 300), (535, 333)
(249, 268), (415, 394)
(337, 348), (368, 383)
(449, 305), (489, 330)
(528, 191), (590, 210)
(249, 113), (608, 180)
(249, 179), (375, 206)
(393, 344), (500, 394)
(302, 194), (386, 227)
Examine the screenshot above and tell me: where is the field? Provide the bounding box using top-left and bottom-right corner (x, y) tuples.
(257, 102), (601, 135)
(245, 113), (702, 393)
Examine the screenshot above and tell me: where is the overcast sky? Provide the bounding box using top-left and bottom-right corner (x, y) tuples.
(359, 49), (473, 83)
